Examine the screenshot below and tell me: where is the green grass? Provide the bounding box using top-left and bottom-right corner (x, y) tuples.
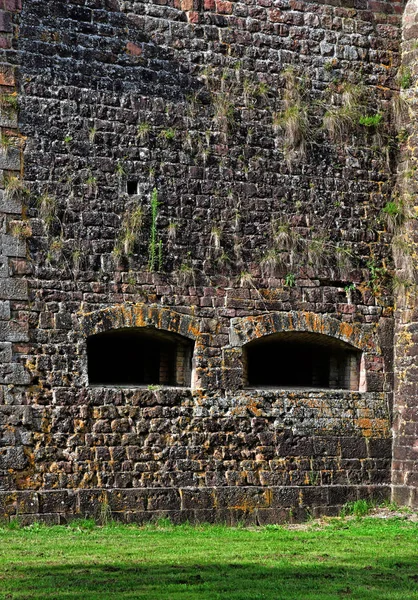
(0, 518), (417, 599)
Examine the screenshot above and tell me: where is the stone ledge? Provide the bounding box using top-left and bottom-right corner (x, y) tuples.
(0, 485), (391, 523)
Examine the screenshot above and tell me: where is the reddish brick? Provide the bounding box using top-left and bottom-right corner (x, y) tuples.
(5, 0), (22, 11)
(126, 41), (142, 56)
(0, 66), (15, 86)
(269, 8), (282, 22)
(0, 10), (11, 32)
(187, 10), (199, 22)
(0, 35), (10, 48)
(215, 0), (233, 13)
(181, 0), (194, 11)
(204, 0), (215, 10)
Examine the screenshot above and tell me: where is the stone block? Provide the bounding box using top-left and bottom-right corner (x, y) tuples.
(328, 486), (358, 506)
(17, 513), (60, 526)
(269, 487), (299, 508)
(147, 489), (181, 511)
(340, 437), (367, 458)
(107, 489), (147, 511)
(0, 342), (12, 362)
(77, 490), (105, 517)
(0, 10), (11, 32)
(0, 278), (27, 300)
(39, 491), (77, 514)
(0, 147), (20, 170)
(367, 438), (392, 458)
(0, 190), (21, 213)
(0, 320), (28, 342)
(180, 487), (216, 510)
(215, 487), (270, 510)
(392, 485), (412, 507)
(16, 491), (39, 514)
(0, 446), (27, 469)
(1, 233), (26, 258)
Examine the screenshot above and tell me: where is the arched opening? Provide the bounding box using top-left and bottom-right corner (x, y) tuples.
(87, 327), (194, 387)
(243, 331), (362, 390)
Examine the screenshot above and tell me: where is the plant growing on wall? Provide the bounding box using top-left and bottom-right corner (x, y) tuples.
(85, 173), (98, 195)
(177, 257), (195, 286)
(4, 175), (29, 202)
(37, 193), (58, 233)
(114, 205), (144, 259)
(382, 197), (411, 233)
(159, 128), (176, 141)
(137, 121), (150, 142)
(284, 273), (296, 287)
(367, 259), (387, 294)
(48, 236), (64, 262)
(322, 82), (365, 143)
(167, 220), (178, 242)
(397, 66), (413, 90)
(212, 94), (235, 136)
(115, 160), (126, 178)
(10, 220), (32, 240)
(272, 68), (310, 159)
(148, 187), (162, 272)
(335, 244), (353, 278)
(323, 105), (357, 143)
(0, 92), (18, 116)
(359, 113), (383, 128)
(393, 233), (414, 279)
(88, 126), (97, 144)
(260, 248), (280, 278)
(210, 225), (222, 251)
(307, 236), (332, 269)
(0, 131), (16, 155)
(72, 243), (83, 274)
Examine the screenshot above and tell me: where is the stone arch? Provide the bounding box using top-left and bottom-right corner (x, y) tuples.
(81, 303), (200, 341)
(80, 304), (200, 388)
(230, 311), (381, 356)
(226, 311), (387, 392)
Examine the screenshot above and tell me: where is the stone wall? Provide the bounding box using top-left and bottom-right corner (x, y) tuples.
(0, 0), (408, 522)
(392, 0), (418, 508)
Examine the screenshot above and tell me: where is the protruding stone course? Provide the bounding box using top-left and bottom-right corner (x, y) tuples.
(0, 484), (390, 525)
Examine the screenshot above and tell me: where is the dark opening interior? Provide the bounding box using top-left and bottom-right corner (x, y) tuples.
(127, 180), (139, 195)
(87, 327), (193, 387)
(244, 331), (361, 390)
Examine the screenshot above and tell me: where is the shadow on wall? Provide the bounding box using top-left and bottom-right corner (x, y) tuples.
(19, 0), (204, 108)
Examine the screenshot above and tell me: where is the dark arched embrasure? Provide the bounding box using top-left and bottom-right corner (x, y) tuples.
(243, 331), (362, 390)
(87, 327), (194, 387)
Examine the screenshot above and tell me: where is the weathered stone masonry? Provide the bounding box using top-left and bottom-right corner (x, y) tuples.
(1, 0), (417, 523)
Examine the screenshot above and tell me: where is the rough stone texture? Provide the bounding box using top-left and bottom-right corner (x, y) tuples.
(392, 0), (418, 508)
(0, 0), (412, 520)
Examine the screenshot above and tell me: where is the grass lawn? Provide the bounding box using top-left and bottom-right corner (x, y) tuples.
(0, 516), (417, 599)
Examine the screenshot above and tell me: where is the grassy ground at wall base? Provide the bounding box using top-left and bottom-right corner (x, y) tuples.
(0, 510), (417, 599)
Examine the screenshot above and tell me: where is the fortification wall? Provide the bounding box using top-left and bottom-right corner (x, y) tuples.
(0, 0), (406, 523)
(392, 0), (418, 508)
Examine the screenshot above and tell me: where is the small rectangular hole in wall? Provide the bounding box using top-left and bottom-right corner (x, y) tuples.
(127, 180), (139, 195)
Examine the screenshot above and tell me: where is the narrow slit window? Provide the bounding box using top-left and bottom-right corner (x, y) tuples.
(243, 332), (361, 390)
(127, 180), (139, 195)
(87, 327), (194, 387)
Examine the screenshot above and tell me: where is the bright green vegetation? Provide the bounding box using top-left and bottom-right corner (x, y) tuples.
(148, 187), (162, 271)
(0, 517), (417, 599)
(359, 113), (383, 127)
